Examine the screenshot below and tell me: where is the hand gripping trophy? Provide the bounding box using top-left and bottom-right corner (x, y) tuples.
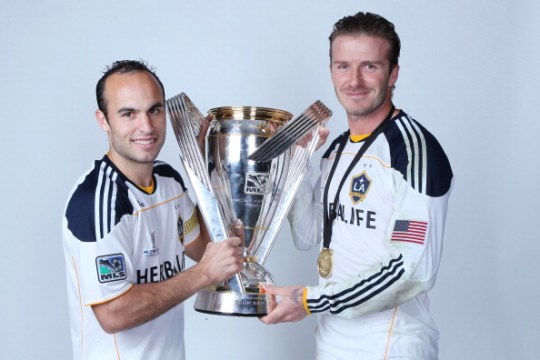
(166, 93), (331, 316)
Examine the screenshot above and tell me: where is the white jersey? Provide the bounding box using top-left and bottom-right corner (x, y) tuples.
(289, 110), (453, 359)
(63, 156), (199, 360)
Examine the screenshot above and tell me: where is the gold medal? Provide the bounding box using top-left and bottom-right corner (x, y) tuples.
(317, 248), (334, 278)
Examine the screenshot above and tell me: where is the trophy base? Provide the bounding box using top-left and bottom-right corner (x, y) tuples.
(194, 286), (270, 316)
(194, 259), (275, 316)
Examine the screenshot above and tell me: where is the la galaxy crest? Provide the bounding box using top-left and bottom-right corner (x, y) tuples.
(349, 171), (372, 204)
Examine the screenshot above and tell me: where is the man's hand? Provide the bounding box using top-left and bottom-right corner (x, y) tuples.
(197, 237), (244, 284)
(259, 283), (309, 324)
(297, 126), (330, 150)
(316, 127), (330, 150)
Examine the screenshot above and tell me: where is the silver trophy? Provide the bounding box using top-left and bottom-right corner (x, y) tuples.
(166, 93), (331, 316)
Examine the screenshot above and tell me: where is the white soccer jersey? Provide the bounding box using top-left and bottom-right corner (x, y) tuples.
(289, 110), (453, 359)
(63, 156), (200, 360)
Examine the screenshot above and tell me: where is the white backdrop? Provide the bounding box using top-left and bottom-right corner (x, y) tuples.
(1, 1), (539, 359)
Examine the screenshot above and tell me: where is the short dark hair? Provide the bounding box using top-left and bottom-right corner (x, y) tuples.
(95, 60), (165, 115)
(329, 12), (401, 69)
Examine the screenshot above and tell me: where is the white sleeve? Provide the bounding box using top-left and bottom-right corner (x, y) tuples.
(304, 176), (453, 319)
(287, 165), (323, 251)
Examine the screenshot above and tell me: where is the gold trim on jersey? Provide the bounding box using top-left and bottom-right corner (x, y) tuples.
(302, 287), (311, 315)
(183, 210), (199, 236)
(350, 133), (371, 142)
(133, 193), (187, 214)
(139, 178), (155, 194)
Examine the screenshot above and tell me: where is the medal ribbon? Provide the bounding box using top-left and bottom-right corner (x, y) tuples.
(322, 106), (395, 250)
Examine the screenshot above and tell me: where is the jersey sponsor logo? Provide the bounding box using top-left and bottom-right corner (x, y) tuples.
(136, 253), (185, 283)
(331, 202), (377, 229)
(349, 171), (372, 204)
(245, 172), (270, 195)
(96, 254), (127, 283)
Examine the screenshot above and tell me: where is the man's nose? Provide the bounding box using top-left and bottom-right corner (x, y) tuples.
(350, 66), (364, 87)
(139, 113), (154, 132)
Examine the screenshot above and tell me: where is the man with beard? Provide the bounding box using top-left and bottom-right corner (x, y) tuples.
(261, 12), (453, 359)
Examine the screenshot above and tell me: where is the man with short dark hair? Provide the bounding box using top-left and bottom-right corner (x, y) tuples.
(63, 60), (243, 359)
(261, 13), (453, 359)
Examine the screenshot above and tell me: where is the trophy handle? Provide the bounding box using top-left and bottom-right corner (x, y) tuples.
(167, 91), (245, 294)
(253, 124), (326, 264)
(183, 166), (245, 293)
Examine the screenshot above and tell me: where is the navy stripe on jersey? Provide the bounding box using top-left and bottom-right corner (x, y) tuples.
(307, 254), (405, 315)
(386, 112), (452, 197)
(322, 131), (349, 160)
(66, 158), (133, 242)
(154, 160), (186, 191)
(66, 157), (188, 243)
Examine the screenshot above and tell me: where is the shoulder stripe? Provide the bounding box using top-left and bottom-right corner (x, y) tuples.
(307, 254), (405, 314)
(395, 115), (428, 194)
(96, 162), (113, 240)
(388, 113), (452, 196)
(65, 158), (135, 242)
(408, 119), (428, 194)
(322, 131), (349, 159)
(154, 161), (187, 191)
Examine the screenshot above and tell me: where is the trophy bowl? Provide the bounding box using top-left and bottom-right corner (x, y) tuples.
(194, 106), (292, 316)
(166, 93), (331, 316)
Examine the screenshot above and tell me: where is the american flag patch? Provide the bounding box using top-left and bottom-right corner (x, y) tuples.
(391, 220), (428, 245)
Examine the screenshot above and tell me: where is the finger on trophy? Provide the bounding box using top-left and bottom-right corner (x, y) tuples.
(229, 219), (245, 244)
(259, 283), (277, 313)
(296, 128), (315, 148)
(317, 127), (330, 147)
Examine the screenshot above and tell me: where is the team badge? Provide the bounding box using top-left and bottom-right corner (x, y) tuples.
(96, 254), (127, 283)
(244, 172), (270, 195)
(349, 171), (372, 204)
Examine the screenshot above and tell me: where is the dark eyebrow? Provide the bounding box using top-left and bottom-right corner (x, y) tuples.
(116, 102), (163, 114)
(117, 107), (137, 114)
(149, 102), (164, 111)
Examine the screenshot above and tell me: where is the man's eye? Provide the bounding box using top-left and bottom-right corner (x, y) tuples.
(122, 112), (133, 118)
(364, 64), (378, 71)
(150, 108), (161, 115)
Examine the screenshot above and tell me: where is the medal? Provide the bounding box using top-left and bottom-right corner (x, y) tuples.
(317, 248), (333, 278)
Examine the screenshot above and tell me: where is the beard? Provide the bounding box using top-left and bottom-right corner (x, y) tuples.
(336, 84), (391, 119)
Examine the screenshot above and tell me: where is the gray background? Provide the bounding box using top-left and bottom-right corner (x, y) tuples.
(1, 0), (539, 359)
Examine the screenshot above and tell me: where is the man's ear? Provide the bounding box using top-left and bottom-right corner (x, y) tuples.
(96, 109), (110, 133)
(389, 64), (400, 88)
